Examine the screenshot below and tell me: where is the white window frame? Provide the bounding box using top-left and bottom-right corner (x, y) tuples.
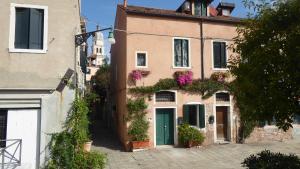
(135, 51), (148, 68)
(172, 37), (191, 69)
(9, 3), (48, 54)
(211, 40), (229, 71)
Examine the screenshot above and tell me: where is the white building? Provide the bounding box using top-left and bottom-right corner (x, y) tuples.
(86, 29), (106, 82)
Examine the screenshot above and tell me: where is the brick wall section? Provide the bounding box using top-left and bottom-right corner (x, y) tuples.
(245, 127), (292, 143)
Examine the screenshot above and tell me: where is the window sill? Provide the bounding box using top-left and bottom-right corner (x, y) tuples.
(136, 66), (148, 69)
(172, 66), (192, 69)
(213, 68), (229, 71)
(9, 48), (47, 54)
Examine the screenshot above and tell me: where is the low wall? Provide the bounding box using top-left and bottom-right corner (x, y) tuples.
(245, 126), (292, 143)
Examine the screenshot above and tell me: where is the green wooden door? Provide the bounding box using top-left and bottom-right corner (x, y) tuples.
(156, 109), (174, 145)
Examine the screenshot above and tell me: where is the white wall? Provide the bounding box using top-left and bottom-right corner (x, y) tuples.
(6, 109), (39, 169)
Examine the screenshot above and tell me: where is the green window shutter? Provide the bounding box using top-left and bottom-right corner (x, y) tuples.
(199, 105), (205, 128)
(183, 105), (189, 123)
(29, 9), (44, 49)
(201, 1), (207, 16)
(220, 42), (227, 68)
(213, 42), (221, 68)
(15, 8), (30, 49)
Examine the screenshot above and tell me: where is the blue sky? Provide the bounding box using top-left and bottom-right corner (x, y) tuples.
(81, 0), (248, 55)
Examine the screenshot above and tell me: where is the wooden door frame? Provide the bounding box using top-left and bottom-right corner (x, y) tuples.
(213, 91), (233, 143)
(153, 107), (177, 147)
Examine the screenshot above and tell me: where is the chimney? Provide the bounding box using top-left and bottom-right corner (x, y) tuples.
(217, 2), (235, 16)
(124, 0), (127, 8)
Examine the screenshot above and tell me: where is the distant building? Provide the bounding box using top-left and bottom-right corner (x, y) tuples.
(0, 0), (85, 168)
(86, 28), (106, 82)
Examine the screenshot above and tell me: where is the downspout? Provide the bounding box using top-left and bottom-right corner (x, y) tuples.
(200, 19), (204, 80)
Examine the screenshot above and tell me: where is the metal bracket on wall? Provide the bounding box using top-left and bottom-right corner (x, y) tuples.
(56, 68), (74, 92)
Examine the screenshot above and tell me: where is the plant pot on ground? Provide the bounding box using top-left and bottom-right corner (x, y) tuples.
(128, 115), (150, 151)
(83, 140), (93, 152)
(178, 123), (205, 148)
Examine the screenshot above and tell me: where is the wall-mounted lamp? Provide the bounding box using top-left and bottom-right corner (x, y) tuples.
(75, 27), (115, 46)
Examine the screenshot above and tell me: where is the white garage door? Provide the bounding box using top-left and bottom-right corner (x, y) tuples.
(6, 109), (39, 169)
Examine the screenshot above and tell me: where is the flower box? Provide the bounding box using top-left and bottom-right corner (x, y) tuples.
(130, 140), (150, 151)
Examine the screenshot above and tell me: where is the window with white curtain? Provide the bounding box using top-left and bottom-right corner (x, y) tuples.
(174, 38), (190, 68)
(136, 52), (147, 68)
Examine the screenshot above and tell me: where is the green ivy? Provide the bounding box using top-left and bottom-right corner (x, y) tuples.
(126, 98), (150, 141)
(129, 78), (229, 99)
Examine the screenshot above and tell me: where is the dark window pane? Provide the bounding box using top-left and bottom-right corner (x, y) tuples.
(15, 8), (30, 49)
(14, 8), (44, 50)
(155, 91), (175, 102)
(137, 53), (146, 66)
(188, 105), (197, 126)
(216, 93), (230, 102)
(0, 110), (7, 148)
(213, 42), (227, 68)
(294, 114), (300, 124)
(29, 9), (44, 49)
(220, 42), (227, 68)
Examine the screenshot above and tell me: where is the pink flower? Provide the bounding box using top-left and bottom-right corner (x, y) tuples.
(131, 70), (142, 81)
(175, 71), (193, 86)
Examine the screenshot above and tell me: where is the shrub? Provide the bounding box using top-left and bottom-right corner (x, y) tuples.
(47, 97), (106, 169)
(126, 98), (150, 141)
(178, 123), (205, 147)
(128, 115), (149, 141)
(242, 150), (300, 169)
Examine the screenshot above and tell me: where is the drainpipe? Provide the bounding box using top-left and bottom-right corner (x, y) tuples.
(200, 19), (204, 80)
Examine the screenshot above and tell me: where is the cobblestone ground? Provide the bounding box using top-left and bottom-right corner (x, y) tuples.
(92, 129), (300, 169)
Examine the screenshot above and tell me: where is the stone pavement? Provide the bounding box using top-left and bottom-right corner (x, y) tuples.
(92, 129), (300, 169)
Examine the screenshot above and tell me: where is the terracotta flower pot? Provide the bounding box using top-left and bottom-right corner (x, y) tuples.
(130, 140), (149, 151)
(186, 141), (199, 148)
(83, 141), (93, 152)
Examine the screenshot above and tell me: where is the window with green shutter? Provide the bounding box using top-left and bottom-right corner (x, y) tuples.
(14, 7), (44, 50)
(213, 42), (227, 69)
(183, 104), (206, 129)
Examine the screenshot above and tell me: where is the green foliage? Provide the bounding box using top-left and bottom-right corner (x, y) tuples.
(126, 98), (148, 121)
(242, 150), (300, 169)
(65, 98), (90, 146)
(129, 78), (229, 99)
(178, 123), (205, 146)
(128, 116), (149, 141)
(47, 98), (106, 169)
(230, 0), (300, 132)
(126, 98), (150, 141)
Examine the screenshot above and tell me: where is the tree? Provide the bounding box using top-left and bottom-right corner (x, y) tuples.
(230, 0), (300, 133)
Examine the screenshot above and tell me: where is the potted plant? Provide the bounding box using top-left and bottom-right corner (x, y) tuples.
(126, 98), (150, 151)
(178, 123), (205, 148)
(128, 116), (150, 150)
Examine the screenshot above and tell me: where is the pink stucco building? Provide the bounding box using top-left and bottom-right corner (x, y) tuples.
(110, 0), (293, 150)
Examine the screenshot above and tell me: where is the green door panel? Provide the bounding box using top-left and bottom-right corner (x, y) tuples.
(156, 110), (165, 145)
(156, 109), (174, 145)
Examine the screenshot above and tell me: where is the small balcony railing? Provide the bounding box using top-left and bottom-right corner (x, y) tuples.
(0, 139), (22, 169)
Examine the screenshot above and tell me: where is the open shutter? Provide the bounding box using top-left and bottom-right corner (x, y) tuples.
(199, 105), (205, 128)
(183, 105), (189, 123)
(213, 42), (221, 68)
(220, 42), (226, 68)
(29, 9), (44, 49)
(15, 8), (30, 49)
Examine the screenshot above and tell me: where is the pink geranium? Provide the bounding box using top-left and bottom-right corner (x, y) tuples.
(131, 70), (143, 81)
(175, 71), (193, 86)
